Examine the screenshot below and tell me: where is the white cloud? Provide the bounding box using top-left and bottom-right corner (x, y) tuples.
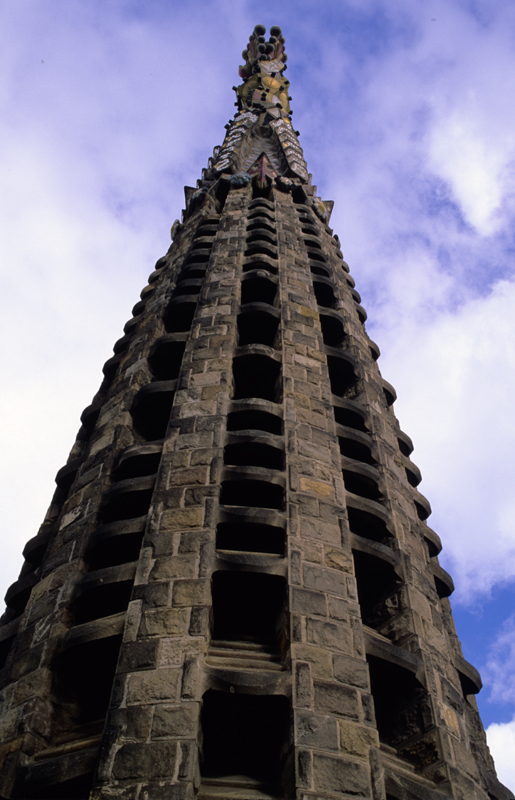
(376, 277), (515, 600)
(485, 614), (515, 706)
(487, 719), (515, 792)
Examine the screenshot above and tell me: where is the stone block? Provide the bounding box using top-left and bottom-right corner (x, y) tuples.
(161, 508), (204, 531)
(292, 644), (333, 679)
(299, 518), (340, 545)
(306, 619), (352, 653)
(117, 640), (159, 673)
(152, 703), (200, 738)
(126, 668), (180, 705)
(313, 753), (370, 797)
(150, 555), (197, 582)
(291, 588), (327, 617)
(299, 477), (334, 499)
(169, 466), (210, 486)
(324, 548), (353, 573)
(296, 710), (339, 752)
(110, 706), (153, 740)
(132, 582), (170, 608)
(173, 579), (211, 607)
(10, 668), (53, 708)
(303, 565), (346, 597)
(295, 662), (312, 708)
(314, 682), (360, 720)
(338, 719), (379, 757)
(327, 596), (348, 622)
(139, 608), (189, 637)
(112, 741), (178, 779)
(333, 654), (370, 690)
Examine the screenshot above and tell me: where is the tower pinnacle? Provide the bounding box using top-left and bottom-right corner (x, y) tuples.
(236, 25), (291, 119)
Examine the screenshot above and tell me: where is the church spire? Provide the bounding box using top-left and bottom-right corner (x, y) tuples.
(206, 25), (309, 197)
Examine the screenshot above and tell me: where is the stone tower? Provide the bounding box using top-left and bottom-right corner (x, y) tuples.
(0, 24), (511, 800)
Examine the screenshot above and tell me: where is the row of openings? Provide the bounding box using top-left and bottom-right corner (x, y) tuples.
(214, 273), (287, 648)
(20, 449), (164, 790)
(239, 207), (280, 347)
(0, 247), (178, 646)
(14, 635), (124, 798)
(199, 664), (430, 793)
(200, 690), (289, 795)
(130, 234), (209, 437)
(244, 198), (278, 265)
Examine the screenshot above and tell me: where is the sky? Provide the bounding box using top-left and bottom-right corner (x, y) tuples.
(1, 0), (515, 788)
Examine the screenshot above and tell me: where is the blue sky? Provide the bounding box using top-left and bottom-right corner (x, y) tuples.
(1, 0), (515, 786)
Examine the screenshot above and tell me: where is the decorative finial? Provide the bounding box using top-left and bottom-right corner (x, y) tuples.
(235, 25), (290, 119)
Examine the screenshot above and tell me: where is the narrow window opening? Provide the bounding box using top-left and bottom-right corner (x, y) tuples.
(191, 239), (214, 250)
(327, 356), (357, 397)
(320, 315), (345, 347)
(343, 470), (382, 502)
(298, 213), (315, 225)
(23, 534), (51, 569)
(249, 198), (274, 212)
(246, 231), (277, 246)
(237, 310), (280, 347)
(0, 636), (15, 670)
(172, 280), (202, 298)
(292, 186), (307, 204)
(367, 656), (431, 767)
(200, 690), (289, 792)
(178, 266), (206, 280)
(415, 499), (430, 521)
(247, 219), (276, 234)
(241, 277), (277, 305)
(211, 571), (285, 645)
(252, 182), (272, 200)
(242, 259), (278, 275)
(227, 409), (282, 435)
(224, 443), (284, 471)
(72, 580), (134, 625)
(194, 224), (218, 239)
(313, 281), (337, 309)
(232, 355), (281, 402)
(215, 180), (229, 212)
(334, 406), (368, 432)
(220, 479), (283, 510)
(4, 574), (38, 617)
(101, 488), (153, 524)
(304, 238), (322, 250)
(184, 251), (210, 265)
(348, 507), (391, 543)
(307, 250), (327, 263)
(248, 209), (274, 222)
(52, 636), (122, 727)
(353, 551), (401, 630)
(131, 389), (175, 440)
(339, 437), (375, 464)
(163, 301), (196, 333)
(216, 522), (285, 555)
(148, 340), (186, 381)
(86, 532), (144, 571)
(405, 466), (420, 487)
(244, 243), (278, 260)
(397, 434), (413, 457)
(310, 264), (330, 278)
(113, 452), (161, 481)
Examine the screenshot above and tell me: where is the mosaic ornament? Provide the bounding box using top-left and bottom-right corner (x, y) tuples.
(229, 172), (251, 188)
